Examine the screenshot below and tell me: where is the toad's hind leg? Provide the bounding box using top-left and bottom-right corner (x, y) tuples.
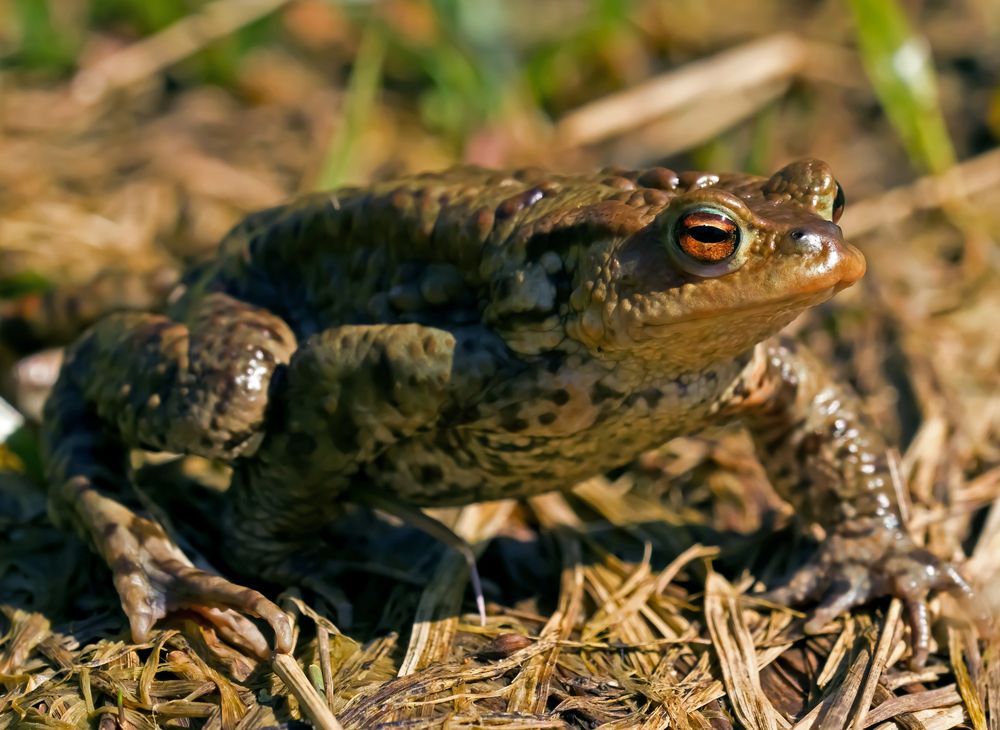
(44, 293), (298, 655)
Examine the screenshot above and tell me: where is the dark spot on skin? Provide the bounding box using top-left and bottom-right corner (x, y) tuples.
(64, 294), (81, 322)
(590, 381), (622, 404)
(266, 363), (289, 411)
(504, 418), (529, 433)
(371, 351), (396, 396)
(606, 464), (631, 481)
(422, 334), (438, 354)
(111, 556), (142, 575)
(538, 412), (557, 425)
(481, 388), (502, 405)
(548, 389), (570, 405)
(524, 234), (559, 264)
(249, 233), (266, 258)
(544, 352), (565, 374)
(499, 404), (529, 432)
(513, 168), (543, 182)
(774, 463), (793, 479)
(800, 432), (824, 455)
(419, 464), (443, 483)
(287, 432), (318, 457)
(640, 388), (663, 409)
(427, 480), (487, 504)
(328, 414), (359, 454)
(493, 278), (514, 301)
(493, 441), (529, 452)
(521, 201), (644, 262)
(434, 430), (457, 451)
(222, 432), (251, 452)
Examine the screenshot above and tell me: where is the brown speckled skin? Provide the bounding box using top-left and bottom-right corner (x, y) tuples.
(44, 160), (971, 660)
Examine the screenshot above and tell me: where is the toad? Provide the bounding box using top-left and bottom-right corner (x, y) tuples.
(43, 160), (974, 663)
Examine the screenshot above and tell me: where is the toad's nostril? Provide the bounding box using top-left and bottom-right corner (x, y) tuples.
(788, 230), (824, 253)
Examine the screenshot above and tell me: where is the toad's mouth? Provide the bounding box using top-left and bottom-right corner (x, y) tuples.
(637, 287), (836, 334)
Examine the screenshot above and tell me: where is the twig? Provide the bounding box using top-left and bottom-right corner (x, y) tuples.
(397, 501), (517, 677)
(705, 571), (785, 730)
(72, 0), (294, 104)
(555, 34), (859, 150)
(852, 599), (903, 730)
(842, 147), (1000, 240)
(317, 626), (336, 712)
(272, 653), (345, 730)
(863, 685), (961, 729)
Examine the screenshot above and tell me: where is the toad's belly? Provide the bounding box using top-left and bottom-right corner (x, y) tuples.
(361, 381), (731, 507)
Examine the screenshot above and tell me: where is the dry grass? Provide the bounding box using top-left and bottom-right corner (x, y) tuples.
(2, 2), (1000, 727)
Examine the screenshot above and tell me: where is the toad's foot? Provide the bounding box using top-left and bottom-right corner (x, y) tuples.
(761, 523), (979, 667)
(80, 488), (292, 657)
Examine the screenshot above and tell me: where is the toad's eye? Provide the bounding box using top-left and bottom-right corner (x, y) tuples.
(675, 210), (740, 263)
(832, 182), (846, 223)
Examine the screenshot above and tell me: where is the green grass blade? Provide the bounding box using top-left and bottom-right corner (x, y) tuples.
(848, 0), (956, 173)
(12, 0), (79, 72)
(313, 22), (387, 190)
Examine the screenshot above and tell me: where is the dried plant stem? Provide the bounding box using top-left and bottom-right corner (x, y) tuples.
(71, 0), (294, 103)
(555, 34), (858, 150)
(272, 653), (345, 730)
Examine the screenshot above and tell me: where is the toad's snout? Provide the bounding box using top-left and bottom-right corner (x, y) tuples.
(833, 240), (866, 290)
(785, 221), (866, 292)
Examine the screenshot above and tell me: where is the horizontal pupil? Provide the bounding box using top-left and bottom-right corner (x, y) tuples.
(687, 224), (730, 243)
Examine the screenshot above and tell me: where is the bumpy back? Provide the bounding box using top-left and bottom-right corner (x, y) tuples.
(195, 166), (671, 335)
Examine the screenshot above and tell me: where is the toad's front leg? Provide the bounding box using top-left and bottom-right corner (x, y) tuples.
(720, 338), (977, 665)
(44, 294), (298, 655)
(222, 323), (487, 572)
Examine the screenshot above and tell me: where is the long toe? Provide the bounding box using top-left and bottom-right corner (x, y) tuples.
(191, 606), (273, 658)
(760, 560), (827, 606)
(802, 566), (871, 635)
(168, 566), (293, 654)
(97, 508), (291, 655)
(906, 600), (931, 668)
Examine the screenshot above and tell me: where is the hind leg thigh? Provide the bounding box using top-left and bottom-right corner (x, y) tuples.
(45, 294), (298, 654)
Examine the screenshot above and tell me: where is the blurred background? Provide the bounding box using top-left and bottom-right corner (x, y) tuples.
(2, 1), (1000, 727)
(1, 0), (998, 278)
